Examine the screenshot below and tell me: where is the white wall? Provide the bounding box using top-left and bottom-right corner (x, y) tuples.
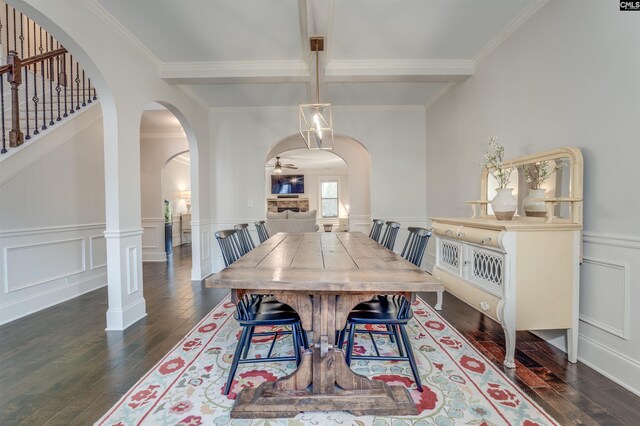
(162, 157), (191, 215)
(425, 1), (640, 395)
(211, 105), (428, 269)
(0, 105), (106, 325)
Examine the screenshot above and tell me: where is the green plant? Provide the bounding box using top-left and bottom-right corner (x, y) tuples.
(480, 137), (514, 189)
(524, 160), (564, 189)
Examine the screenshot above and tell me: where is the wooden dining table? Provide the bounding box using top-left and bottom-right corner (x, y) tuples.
(205, 231), (443, 418)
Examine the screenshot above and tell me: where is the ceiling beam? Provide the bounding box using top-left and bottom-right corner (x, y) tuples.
(159, 60), (309, 84)
(326, 59), (474, 82)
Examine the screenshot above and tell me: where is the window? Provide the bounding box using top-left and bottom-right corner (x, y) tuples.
(320, 179), (339, 218)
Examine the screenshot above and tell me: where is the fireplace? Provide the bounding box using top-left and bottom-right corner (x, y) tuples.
(267, 198), (309, 213)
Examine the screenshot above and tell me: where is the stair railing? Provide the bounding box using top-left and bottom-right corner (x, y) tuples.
(0, 2), (97, 155)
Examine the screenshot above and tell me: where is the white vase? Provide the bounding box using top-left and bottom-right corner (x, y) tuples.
(523, 188), (547, 217)
(491, 188), (517, 220)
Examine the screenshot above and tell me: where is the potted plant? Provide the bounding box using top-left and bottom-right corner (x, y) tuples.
(522, 160), (564, 217)
(481, 137), (516, 220)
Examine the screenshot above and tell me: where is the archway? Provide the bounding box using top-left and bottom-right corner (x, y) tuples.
(265, 134), (372, 233)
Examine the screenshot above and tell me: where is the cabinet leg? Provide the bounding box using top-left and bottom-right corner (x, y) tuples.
(502, 323), (516, 369)
(567, 327), (578, 363)
(434, 291), (443, 311)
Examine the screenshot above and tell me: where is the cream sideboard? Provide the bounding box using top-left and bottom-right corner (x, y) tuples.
(431, 147), (583, 368)
(431, 217), (580, 368)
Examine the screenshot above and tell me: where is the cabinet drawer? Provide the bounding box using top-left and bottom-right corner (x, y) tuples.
(434, 267), (502, 323)
(432, 222), (461, 239)
(456, 227), (503, 250)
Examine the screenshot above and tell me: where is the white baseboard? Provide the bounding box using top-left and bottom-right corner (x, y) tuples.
(105, 298), (147, 331)
(578, 334), (640, 397)
(142, 250), (167, 262)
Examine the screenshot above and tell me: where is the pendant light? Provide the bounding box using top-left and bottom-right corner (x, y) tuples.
(299, 36), (334, 150)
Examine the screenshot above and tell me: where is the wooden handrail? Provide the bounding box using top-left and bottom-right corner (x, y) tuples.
(21, 47), (68, 68)
(0, 64), (10, 74)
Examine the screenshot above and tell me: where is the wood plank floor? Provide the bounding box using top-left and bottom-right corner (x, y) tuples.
(1, 244), (638, 425)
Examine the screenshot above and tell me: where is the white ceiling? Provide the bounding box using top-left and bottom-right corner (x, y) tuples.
(97, 0), (540, 108)
(267, 149), (347, 172)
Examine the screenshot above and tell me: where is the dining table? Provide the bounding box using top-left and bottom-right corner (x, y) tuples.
(205, 231), (444, 418)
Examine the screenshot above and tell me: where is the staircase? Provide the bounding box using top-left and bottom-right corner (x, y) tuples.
(0, 1), (98, 158)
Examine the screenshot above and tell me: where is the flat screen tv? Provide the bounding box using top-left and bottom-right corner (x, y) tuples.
(271, 175), (304, 194)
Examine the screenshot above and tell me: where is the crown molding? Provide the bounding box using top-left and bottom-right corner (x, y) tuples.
(160, 60), (309, 84)
(325, 59), (474, 82)
(472, 0), (549, 65)
(82, 0), (162, 68)
(176, 84), (209, 110)
(424, 82), (457, 109)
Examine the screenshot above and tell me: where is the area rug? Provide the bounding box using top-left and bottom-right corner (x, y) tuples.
(96, 296), (558, 426)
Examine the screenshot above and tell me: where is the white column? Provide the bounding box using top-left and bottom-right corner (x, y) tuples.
(104, 229), (146, 330)
(103, 105), (147, 330)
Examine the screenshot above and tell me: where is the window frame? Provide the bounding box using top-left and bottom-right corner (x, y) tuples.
(319, 177), (340, 219)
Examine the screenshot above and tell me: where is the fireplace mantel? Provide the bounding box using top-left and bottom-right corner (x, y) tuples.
(267, 198), (310, 213)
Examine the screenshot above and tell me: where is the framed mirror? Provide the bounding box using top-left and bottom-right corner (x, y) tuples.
(479, 147), (583, 224)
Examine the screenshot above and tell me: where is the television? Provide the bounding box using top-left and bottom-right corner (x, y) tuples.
(271, 175), (304, 194)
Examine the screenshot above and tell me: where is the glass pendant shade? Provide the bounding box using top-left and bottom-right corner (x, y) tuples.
(299, 103), (334, 150)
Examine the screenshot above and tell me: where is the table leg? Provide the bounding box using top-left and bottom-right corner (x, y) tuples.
(230, 292), (418, 418)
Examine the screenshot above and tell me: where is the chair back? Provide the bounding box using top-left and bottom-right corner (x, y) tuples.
(234, 223), (255, 255)
(400, 226), (432, 267)
(254, 220), (269, 243)
(215, 229), (243, 267)
(380, 221), (400, 250)
(368, 219), (385, 242)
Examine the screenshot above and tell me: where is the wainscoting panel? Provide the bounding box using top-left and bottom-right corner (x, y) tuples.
(4, 238), (85, 292)
(0, 224), (107, 325)
(126, 246), (140, 295)
(90, 235), (107, 270)
(579, 258), (628, 339)
(141, 218), (167, 262)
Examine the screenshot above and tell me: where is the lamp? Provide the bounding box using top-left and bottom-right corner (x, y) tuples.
(181, 190), (191, 213)
(299, 36), (334, 150)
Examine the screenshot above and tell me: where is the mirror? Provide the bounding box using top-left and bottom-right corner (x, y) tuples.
(480, 147), (583, 224)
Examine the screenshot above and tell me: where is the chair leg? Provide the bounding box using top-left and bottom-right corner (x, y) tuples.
(399, 324), (422, 392)
(337, 325), (348, 349)
(241, 326), (255, 359)
(393, 324), (404, 357)
(386, 325), (395, 343)
(300, 327), (309, 349)
(224, 326), (249, 395)
(345, 323), (357, 366)
(292, 323), (301, 366)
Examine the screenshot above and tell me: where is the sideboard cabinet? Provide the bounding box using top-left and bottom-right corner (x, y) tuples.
(431, 147), (583, 368)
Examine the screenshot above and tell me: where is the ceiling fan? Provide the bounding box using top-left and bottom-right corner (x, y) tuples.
(266, 156), (298, 174)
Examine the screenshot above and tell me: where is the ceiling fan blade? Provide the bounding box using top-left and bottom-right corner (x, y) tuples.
(284, 165), (298, 169)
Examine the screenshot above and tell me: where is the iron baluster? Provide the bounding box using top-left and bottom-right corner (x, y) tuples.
(48, 57), (54, 125)
(93, 83), (97, 100)
(19, 12), (24, 58)
(87, 77), (92, 103)
(1, 78), (6, 154)
(55, 52), (61, 121)
(63, 53), (68, 117)
(24, 17), (30, 139)
(82, 69), (86, 106)
(12, 7), (16, 52)
(4, 4), (8, 57)
(32, 21), (39, 135)
(41, 59), (46, 130)
(69, 54), (74, 114)
(75, 62), (80, 110)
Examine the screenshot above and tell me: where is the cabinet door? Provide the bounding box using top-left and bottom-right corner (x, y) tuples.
(437, 238), (462, 276)
(466, 245), (504, 297)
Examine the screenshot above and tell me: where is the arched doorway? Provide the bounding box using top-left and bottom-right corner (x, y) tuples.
(266, 134), (372, 233)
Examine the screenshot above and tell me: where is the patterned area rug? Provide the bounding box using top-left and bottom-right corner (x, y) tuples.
(96, 296), (558, 426)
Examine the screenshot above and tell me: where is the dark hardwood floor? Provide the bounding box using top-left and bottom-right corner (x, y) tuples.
(1, 244), (638, 425)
